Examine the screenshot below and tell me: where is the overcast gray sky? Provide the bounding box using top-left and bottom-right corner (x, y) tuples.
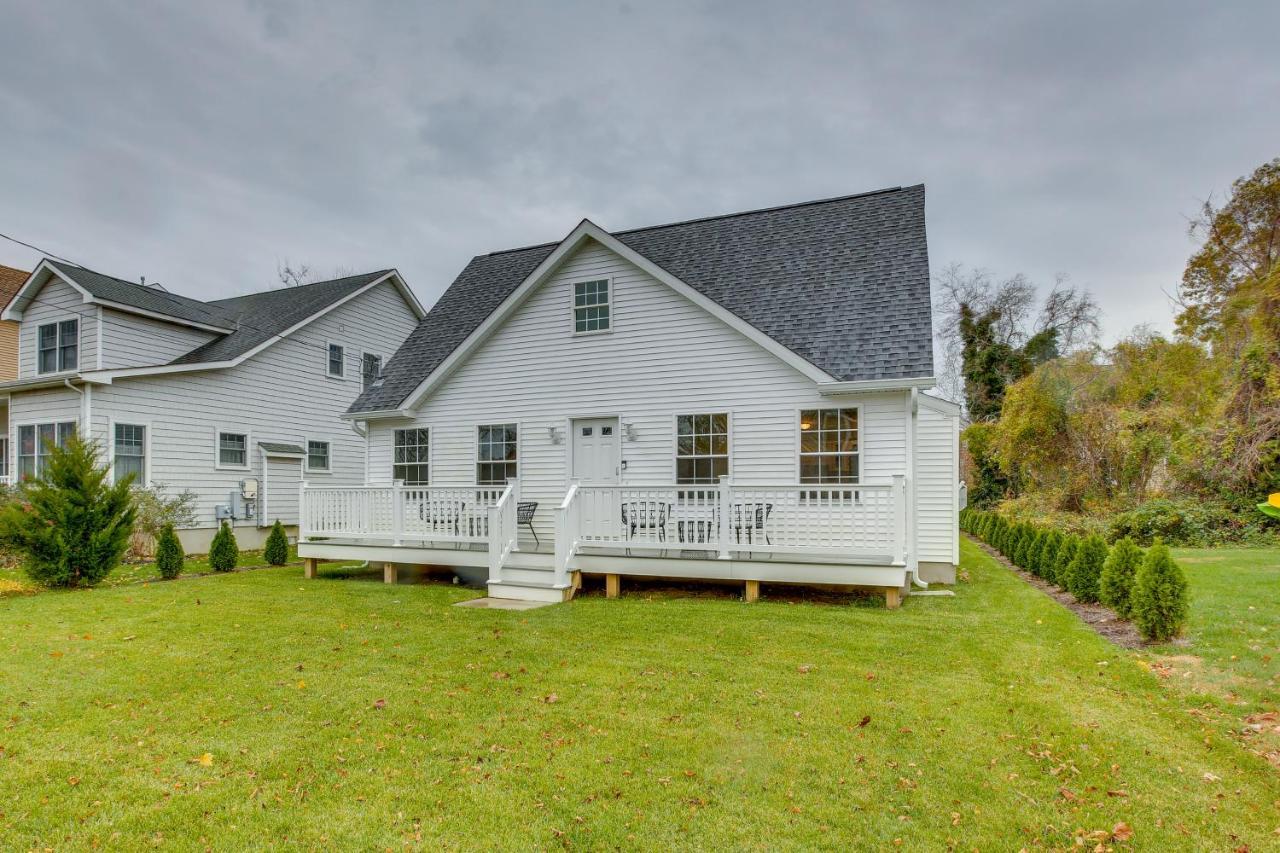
(1, 1), (1276, 342)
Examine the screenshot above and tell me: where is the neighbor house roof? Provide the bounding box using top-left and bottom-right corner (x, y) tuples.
(170, 270), (393, 365)
(0, 263), (30, 313)
(350, 185), (933, 414)
(46, 260), (240, 331)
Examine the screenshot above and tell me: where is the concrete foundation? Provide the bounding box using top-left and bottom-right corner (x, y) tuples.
(917, 560), (956, 585)
(174, 524), (298, 555)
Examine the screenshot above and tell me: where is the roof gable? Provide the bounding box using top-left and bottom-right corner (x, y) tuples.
(350, 185), (934, 414)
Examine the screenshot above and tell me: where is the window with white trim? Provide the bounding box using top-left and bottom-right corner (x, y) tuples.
(37, 319), (78, 373)
(799, 408), (859, 484)
(676, 413), (729, 484)
(573, 279), (610, 333)
(0, 437), (7, 479)
(17, 421), (76, 480)
(306, 440), (330, 472)
(361, 353), (381, 390)
(393, 428), (429, 484)
(476, 423), (517, 485)
(113, 423), (146, 483)
(218, 431), (248, 467)
(327, 343), (344, 377)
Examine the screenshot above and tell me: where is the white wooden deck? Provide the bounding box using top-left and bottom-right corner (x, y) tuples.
(298, 477), (910, 604)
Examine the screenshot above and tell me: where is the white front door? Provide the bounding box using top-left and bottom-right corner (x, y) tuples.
(572, 417), (620, 538)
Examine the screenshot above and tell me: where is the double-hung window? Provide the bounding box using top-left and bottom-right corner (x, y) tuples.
(113, 423), (147, 484)
(476, 423), (517, 485)
(361, 353), (381, 390)
(307, 440), (330, 472)
(218, 431), (248, 468)
(37, 319), (78, 373)
(327, 343), (344, 377)
(573, 279), (610, 333)
(17, 421), (76, 480)
(392, 428), (429, 484)
(676, 413), (730, 484)
(799, 408), (859, 484)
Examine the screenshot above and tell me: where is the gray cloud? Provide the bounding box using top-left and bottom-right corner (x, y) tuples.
(1, 0), (1276, 341)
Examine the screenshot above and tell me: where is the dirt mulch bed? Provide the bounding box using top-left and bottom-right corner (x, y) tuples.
(968, 536), (1147, 649)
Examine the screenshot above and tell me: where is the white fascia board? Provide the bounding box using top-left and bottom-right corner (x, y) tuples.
(398, 219), (835, 412)
(918, 391), (962, 416)
(340, 408), (413, 421)
(817, 376), (937, 395)
(1, 261), (79, 321)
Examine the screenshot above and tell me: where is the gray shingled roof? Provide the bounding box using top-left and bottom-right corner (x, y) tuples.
(47, 260), (241, 330)
(169, 271), (391, 365)
(350, 185), (932, 413)
(43, 260), (393, 367)
(258, 441), (305, 455)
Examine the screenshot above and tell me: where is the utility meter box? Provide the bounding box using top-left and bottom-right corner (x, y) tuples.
(240, 478), (259, 500)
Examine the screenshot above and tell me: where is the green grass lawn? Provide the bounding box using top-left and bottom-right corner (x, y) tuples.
(0, 540), (1276, 849)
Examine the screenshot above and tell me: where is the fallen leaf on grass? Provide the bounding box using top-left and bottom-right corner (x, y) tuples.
(1059, 787), (1078, 802)
(797, 664), (813, 674)
(1112, 821), (1133, 842)
(49, 651), (63, 658)
(192, 753), (214, 767)
(858, 715), (871, 728)
(67, 776), (80, 786)
(372, 699), (386, 710)
(296, 680), (307, 690)
(544, 693), (559, 704)
(1202, 772), (1220, 783)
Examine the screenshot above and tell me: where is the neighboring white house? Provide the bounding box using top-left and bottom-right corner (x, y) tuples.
(298, 185), (962, 606)
(0, 261), (425, 550)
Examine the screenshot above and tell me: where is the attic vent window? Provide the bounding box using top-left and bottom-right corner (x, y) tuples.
(573, 279), (610, 334)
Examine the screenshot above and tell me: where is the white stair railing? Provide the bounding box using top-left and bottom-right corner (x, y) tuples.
(553, 482), (580, 589)
(487, 479), (519, 584)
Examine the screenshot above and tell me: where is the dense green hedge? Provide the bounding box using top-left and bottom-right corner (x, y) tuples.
(960, 508), (1189, 642)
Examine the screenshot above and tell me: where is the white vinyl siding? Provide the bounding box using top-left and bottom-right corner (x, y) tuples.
(367, 239), (911, 543)
(98, 309), (217, 369)
(18, 276), (97, 378)
(915, 400), (960, 565)
(263, 455), (302, 526)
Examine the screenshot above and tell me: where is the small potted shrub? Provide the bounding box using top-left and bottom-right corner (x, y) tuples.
(209, 521), (239, 572)
(155, 522), (185, 580)
(264, 520), (289, 566)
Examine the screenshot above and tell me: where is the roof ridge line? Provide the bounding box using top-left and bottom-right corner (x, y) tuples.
(208, 268), (395, 305)
(482, 185), (913, 258)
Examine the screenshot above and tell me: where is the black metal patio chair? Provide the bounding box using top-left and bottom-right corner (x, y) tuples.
(733, 502), (774, 545)
(517, 501), (539, 547)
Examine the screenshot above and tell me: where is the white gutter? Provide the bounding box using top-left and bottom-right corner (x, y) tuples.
(63, 378), (90, 434)
(819, 376), (936, 395)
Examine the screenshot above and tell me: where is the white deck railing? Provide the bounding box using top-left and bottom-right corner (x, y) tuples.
(299, 482), (507, 546)
(563, 476), (906, 564)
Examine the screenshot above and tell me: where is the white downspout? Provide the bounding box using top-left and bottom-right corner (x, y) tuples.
(907, 387), (928, 589)
(350, 418), (369, 485)
(65, 379), (89, 437)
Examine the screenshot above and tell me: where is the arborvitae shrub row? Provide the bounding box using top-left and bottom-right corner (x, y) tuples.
(959, 509), (1188, 641)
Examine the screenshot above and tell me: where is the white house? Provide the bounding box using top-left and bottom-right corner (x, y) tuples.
(0, 261), (425, 549)
(298, 185), (962, 607)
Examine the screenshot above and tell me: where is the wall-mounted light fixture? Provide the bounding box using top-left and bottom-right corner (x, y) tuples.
(623, 421), (637, 442)
(548, 425), (564, 445)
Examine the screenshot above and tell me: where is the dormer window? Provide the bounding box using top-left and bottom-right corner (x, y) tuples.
(37, 319), (78, 373)
(573, 279), (610, 334)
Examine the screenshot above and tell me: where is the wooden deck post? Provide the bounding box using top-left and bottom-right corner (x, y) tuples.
(382, 562), (398, 585)
(303, 557), (319, 579)
(605, 573), (620, 599)
(884, 586), (901, 610)
(744, 579), (760, 603)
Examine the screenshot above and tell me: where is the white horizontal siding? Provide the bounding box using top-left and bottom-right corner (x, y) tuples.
(367, 239), (911, 540)
(17, 277), (97, 378)
(915, 403), (958, 564)
(6, 280), (419, 533)
(98, 308), (216, 369)
(263, 455), (303, 526)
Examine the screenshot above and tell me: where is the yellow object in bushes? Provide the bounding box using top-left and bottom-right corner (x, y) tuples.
(1259, 493), (1280, 520)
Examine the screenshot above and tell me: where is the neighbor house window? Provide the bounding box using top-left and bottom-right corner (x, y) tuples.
(393, 428), (429, 485)
(37, 319), (78, 373)
(361, 353), (381, 390)
(18, 421), (76, 479)
(476, 423), (517, 485)
(113, 423), (146, 484)
(573, 279), (610, 333)
(218, 431), (248, 467)
(799, 408), (859, 484)
(306, 440), (330, 472)
(0, 437), (7, 479)
(327, 343), (344, 377)
(676, 413), (729, 484)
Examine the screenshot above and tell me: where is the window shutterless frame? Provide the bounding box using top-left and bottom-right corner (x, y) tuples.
(392, 426), (430, 485)
(14, 420), (78, 480)
(673, 412), (732, 484)
(36, 317), (80, 374)
(108, 418), (151, 486)
(474, 422), (518, 485)
(795, 405), (862, 485)
(305, 439), (331, 473)
(570, 277), (612, 335)
(326, 342), (345, 378)
(213, 427), (251, 470)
